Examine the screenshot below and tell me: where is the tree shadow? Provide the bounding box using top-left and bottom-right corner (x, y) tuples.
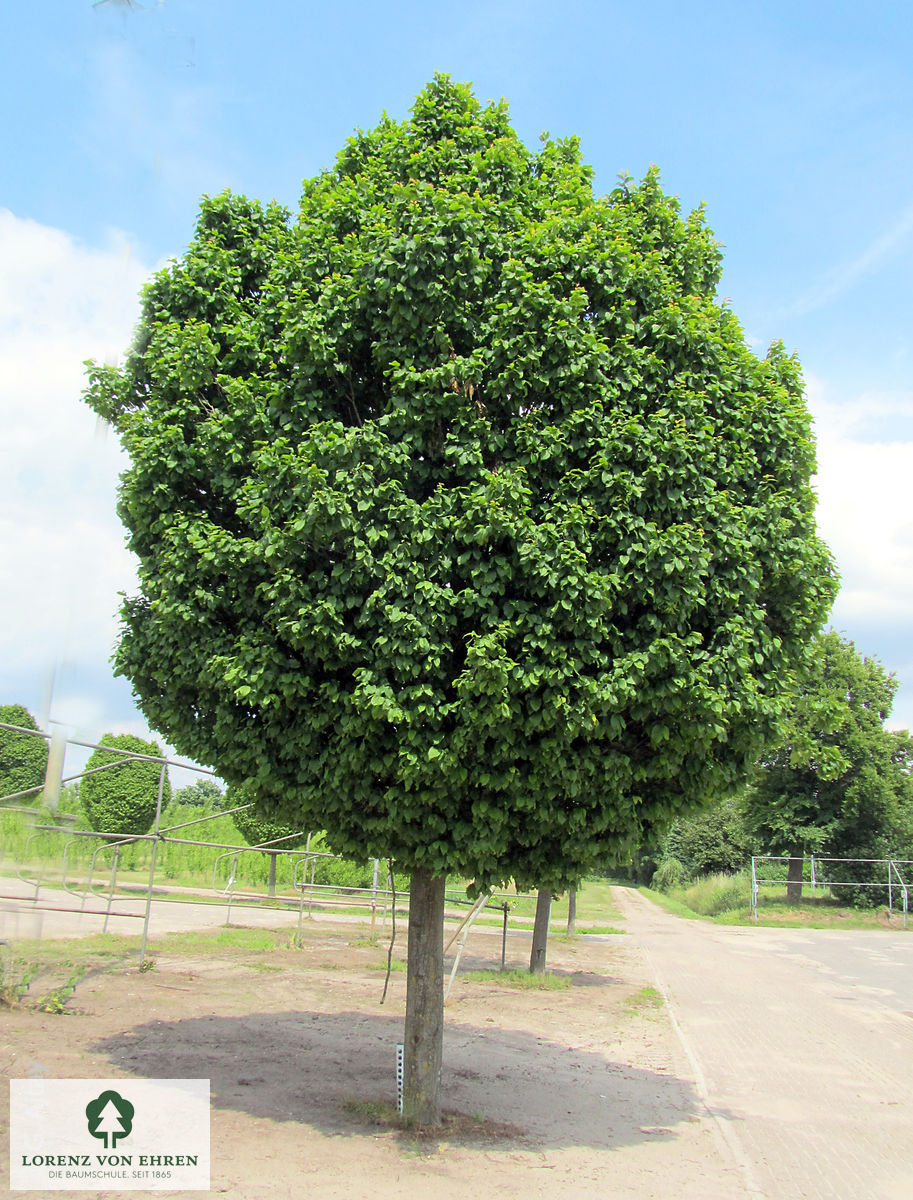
(92, 1009), (726, 1152)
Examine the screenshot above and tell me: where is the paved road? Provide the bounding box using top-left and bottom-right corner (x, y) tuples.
(614, 887), (913, 1200)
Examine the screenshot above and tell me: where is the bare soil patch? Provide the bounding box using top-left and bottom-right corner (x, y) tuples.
(1, 919), (737, 1198)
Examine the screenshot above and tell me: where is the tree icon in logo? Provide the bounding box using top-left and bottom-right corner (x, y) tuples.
(86, 1090), (134, 1149)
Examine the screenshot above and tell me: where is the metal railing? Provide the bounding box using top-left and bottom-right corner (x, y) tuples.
(750, 855), (909, 927)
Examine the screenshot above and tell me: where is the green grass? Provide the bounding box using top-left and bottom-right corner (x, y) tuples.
(459, 877), (624, 932)
(7, 925), (297, 971)
(642, 883), (911, 930)
(567, 924), (625, 936)
(460, 968), (570, 990)
(4, 802), (625, 937)
(342, 1097), (398, 1125)
(623, 985), (664, 1015)
(159, 926), (281, 952)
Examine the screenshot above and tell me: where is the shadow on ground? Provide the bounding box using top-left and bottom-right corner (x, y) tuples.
(92, 1009), (715, 1152)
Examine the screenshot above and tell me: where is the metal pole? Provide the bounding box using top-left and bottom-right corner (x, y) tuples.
(371, 858), (379, 939)
(501, 902), (509, 970)
(103, 843), (120, 934)
(224, 854), (238, 926)
(138, 763), (167, 967)
(444, 889), (492, 1001)
(396, 1043), (404, 1115)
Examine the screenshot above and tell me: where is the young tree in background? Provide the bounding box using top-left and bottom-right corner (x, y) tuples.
(85, 76), (835, 1124)
(172, 778), (226, 810)
(743, 631), (911, 899)
(80, 733), (171, 837)
(0, 705), (48, 801)
(229, 782), (309, 896)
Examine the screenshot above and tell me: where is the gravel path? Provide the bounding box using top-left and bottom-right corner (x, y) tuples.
(613, 887), (913, 1200)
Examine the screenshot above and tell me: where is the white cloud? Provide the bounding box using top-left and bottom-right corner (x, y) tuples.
(0, 210), (153, 740)
(809, 378), (913, 616)
(806, 375), (913, 726)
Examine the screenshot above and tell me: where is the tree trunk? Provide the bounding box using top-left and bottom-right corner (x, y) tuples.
(529, 888), (552, 974)
(403, 867), (445, 1127)
(787, 855), (804, 903)
(267, 853), (277, 898)
(566, 887), (577, 936)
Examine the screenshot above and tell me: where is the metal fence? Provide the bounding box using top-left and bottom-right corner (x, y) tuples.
(750, 855), (910, 926)
(1, 723), (536, 968)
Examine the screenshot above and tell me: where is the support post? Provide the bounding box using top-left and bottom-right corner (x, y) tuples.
(139, 763), (167, 968)
(371, 858), (379, 939)
(103, 843), (120, 934)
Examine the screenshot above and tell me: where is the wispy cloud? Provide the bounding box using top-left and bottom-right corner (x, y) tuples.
(785, 202), (913, 317)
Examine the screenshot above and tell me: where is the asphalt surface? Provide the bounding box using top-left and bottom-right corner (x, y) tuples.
(614, 887), (913, 1200)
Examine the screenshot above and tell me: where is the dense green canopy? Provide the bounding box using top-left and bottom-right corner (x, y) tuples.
(229, 781), (308, 849)
(86, 76), (834, 891)
(80, 733), (171, 837)
(743, 631), (912, 863)
(0, 704), (48, 800)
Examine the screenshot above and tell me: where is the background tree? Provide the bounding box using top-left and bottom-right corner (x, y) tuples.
(172, 778), (226, 810)
(229, 782), (309, 896)
(85, 76), (834, 1124)
(0, 704), (49, 801)
(529, 888), (552, 974)
(80, 733), (171, 837)
(660, 795), (758, 881)
(743, 631), (910, 901)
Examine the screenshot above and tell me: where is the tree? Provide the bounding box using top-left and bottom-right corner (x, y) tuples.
(172, 778), (226, 809)
(0, 704), (48, 801)
(529, 888), (552, 974)
(743, 631), (910, 901)
(85, 76), (834, 1124)
(661, 795), (757, 879)
(229, 782), (309, 896)
(80, 733), (171, 837)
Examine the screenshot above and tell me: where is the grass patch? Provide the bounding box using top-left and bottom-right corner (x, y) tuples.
(623, 985), (664, 1015)
(642, 884), (911, 930)
(571, 924), (625, 936)
(343, 1097), (398, 1125)
(8, 931), (142, 960)
(1, 953), (97, 1015)
(639, 887), (706, 920)
(159, 926), (281, 953)
(460, 968), (570, 990)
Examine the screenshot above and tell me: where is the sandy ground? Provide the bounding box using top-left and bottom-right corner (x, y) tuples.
(1, 912), (740, 1200)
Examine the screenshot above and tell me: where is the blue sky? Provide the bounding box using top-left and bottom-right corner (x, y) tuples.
(2, 0), (912, 772)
